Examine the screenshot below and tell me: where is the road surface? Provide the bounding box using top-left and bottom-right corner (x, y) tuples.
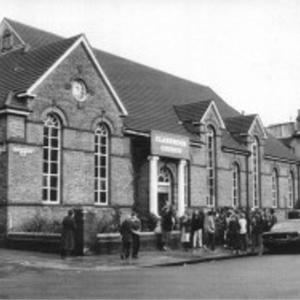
(1, 254), (300, 298)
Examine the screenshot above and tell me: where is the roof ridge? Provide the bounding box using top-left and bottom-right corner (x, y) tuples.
(25, 34), (81, 54)
(4, 17), (64, 40)
(94, 48), (211, 89)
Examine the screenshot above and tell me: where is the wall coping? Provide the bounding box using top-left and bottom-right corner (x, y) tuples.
(8, 232), (61, 237)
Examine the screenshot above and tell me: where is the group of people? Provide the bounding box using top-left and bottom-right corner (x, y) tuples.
(59, 205), (278, 260)
(178, 207), (277, 255)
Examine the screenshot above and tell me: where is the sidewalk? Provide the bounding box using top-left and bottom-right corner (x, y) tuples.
(0, 247), (258, 272)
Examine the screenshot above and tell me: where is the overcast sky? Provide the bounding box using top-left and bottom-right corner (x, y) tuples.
(1, 0), (300, 126)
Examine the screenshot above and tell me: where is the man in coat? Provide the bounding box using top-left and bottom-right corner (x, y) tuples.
(61, 210), (76, 259)
(120, 214), (133, 260)
(131, 211), (141, 259)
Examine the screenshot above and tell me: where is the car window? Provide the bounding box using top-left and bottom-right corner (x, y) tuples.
(271, 221), (300, 233)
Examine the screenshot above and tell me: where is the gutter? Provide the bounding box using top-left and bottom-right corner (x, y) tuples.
(221, 146), (250, 156)
(264, 154), (299, 164)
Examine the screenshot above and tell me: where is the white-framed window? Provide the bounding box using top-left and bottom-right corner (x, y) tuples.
(232, 163), (240, 207)
(94, 123), (109, 205)
(42, 114), (61, 203)
(184, 163), (188, 207)
(271, 169), (279, 208)
(207, 126), (216, 207)
(288, 171), (295, 208)
(252, 137), (260, 208)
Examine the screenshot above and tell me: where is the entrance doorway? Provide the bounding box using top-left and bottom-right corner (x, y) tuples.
(158, 167), (173, 215)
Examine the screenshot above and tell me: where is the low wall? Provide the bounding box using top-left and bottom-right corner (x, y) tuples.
(4, 231), (181, 255)
(95, 231), (181, 254)
(6, 232), (61, 253)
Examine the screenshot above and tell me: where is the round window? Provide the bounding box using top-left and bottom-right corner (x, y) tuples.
(71, 79), (87, 102)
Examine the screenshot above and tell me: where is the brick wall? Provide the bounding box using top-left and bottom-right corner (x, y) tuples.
(5, 41), (135, 230)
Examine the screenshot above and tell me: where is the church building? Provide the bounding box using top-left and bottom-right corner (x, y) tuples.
(0, 18), (299, 238)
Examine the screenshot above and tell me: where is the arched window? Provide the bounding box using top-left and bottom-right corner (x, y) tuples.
(271, 169), (279, 208)
(42, 114), (61, 203)
(94, 123), (109, 205)
(158, 167), (172, 185)
(232, 163), (240, 207)
(158, 166), (173, 213)
(288, 171), (295, 208)
(252, 137), (260, 208)
(207, 126), (216, 207)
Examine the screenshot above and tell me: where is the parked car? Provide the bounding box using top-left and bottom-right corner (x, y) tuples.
(263, 220), (300, 252)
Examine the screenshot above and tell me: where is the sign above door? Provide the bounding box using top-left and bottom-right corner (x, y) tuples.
(151, 130), (190, 160)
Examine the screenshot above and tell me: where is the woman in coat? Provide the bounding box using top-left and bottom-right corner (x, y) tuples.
(61, 210), (76, 259)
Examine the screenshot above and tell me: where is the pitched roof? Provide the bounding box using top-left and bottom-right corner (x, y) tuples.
(4, 18), (62, 49)
(94, 49), (240, 135)
(174, 100), (212, 123)
(1, 18), (299, 162)
(0, 35), (79, 104)
(265, 133), (299, 161)
(225, 115), (256, 134)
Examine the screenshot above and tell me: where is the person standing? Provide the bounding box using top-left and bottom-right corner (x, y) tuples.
(227, 213), (240, 255)
(180, 211), (191, 251)
(251, 210), (264, 255)
(161, 202), (175, 250)
(120, 214), (133, 260)
(60, 210), (76, 259)
(154, 216), (164, 250)
(239, 212), (248, 254)
(206, 210), (216, 251)
(131, 211), (141, 259)
(269, 208), (277, 229)
(191, 209), (204, 249)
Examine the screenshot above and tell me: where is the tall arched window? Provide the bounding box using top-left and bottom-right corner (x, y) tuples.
(158, 166), (173, 213)
(42, 114), (61, 203)
(252, 137), (260, 208)
(271, 169), (279, 208)
(232, 163), (240, 207)
(288, 171), (295, 208)
(94, 123), (109, 205)
(207, 126), (216, 207)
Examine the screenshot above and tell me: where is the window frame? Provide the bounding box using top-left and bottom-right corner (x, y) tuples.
(42, 113), (61, 204)
(207, 126), (216, 207)
(232, 163), (240, 208)
(288, 171), (295, 208)
(271, 168), (279, 208)
(94, 123), (110, 206)
(252, 137), (260, 208)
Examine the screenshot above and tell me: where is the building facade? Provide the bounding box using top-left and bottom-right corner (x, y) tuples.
(0, 18), (299, 238)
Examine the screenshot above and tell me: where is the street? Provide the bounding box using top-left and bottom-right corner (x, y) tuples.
(1, 254), (300, 298)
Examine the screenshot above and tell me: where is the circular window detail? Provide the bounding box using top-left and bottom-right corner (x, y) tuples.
(71, 79), (88, 102)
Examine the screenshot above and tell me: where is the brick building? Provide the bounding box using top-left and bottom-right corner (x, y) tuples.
(0, 18), (299, 239)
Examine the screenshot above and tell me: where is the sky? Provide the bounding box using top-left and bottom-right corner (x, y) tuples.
(1, 0), (300, 126)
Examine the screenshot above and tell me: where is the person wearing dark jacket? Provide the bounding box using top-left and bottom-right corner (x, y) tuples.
(120, 215), (133, 260)
(191, 209), (204, 249)
(61, 210), (76, 259)
(251, 210), (264, 255)
(227, 214), (241, 254)
(131, 212), (141, 259)
(161, 203), (175, 250)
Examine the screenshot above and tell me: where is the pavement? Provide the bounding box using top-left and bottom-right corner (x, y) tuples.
(0, 246), (259, 272)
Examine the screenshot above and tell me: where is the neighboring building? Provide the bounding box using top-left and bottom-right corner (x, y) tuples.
(0, 18), (299, 241)
(267, 111), (300, 159)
